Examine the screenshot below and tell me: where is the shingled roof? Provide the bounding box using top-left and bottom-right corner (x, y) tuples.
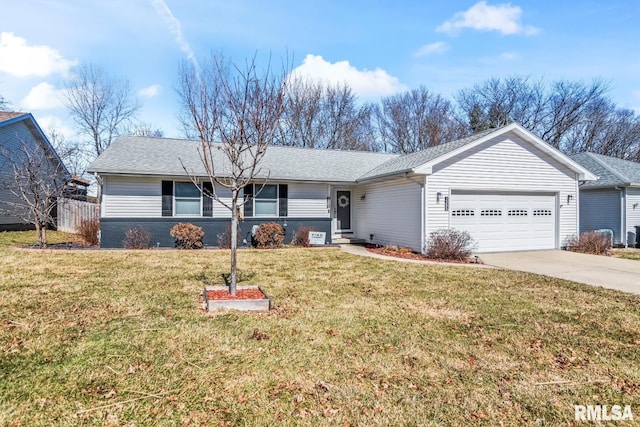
(357, 128), (497, 181)
(87, 136), (398, 183)
(571, 152), (640, 189)
(89, 123), (596, 183)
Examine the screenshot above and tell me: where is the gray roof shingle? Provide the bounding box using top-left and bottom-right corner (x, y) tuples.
(357, 128), (497, 180)
(570, 152), (640, 189)
(87, 136), (398, 183)
(88, 125), (530, 183)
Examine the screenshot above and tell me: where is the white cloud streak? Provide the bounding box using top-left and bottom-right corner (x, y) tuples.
(0, 32), (76, 77)
(413, 42), (450, 57)
(138, 84), (162, 98)
(290, 54), (406, 100)
(21, 82), (64, 110)
(437, 1), (539, 36)
(148, 0), (199, 72)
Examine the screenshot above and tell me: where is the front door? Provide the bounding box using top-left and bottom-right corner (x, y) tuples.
(336, 190), (352, 231)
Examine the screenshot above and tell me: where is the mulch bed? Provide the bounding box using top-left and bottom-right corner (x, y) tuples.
(364, 244), (476, 264)
(206, 288), (267, 301)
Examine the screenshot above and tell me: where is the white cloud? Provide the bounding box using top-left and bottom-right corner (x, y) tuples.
(0, 32), (77, 77)
(148, 0), (199, 72)
(499, 52), (521, 60)
(36, 115), (75, 141)
(437, 1), (539, 36)
(289, 54), (406, 99)
(414, 42), (450, 57)
(21, 82), (64, 110)
(138, 84), (162, 98)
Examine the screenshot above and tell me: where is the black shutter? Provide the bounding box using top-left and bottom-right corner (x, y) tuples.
(203, 181), (213, 217)
(244, 184), (253, 217)
(161, 181), (173, 216)
(279, 184), (288, 217)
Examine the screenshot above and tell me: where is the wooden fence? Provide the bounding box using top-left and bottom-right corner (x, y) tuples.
(56, 198), (100, 233)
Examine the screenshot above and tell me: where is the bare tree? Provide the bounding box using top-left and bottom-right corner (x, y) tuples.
(376, 86), (468, 153)
(0, 94), (9, 111)
(125, 122), (164, 138)
(277, 79), (377, 151)
(177, 54), (288, 295)
(63, 63), (140, 157)
(0, 140), (69, 246)
(456, 76), (612, 152)
(46, 126), (86, 178)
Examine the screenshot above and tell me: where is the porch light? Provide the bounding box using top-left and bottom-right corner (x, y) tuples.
(436, 192), (442, 203)
(634, 203), (639, 209)
(567, 194), (574, 204)
(326, 196), (331, 209)
(360, 193), (366, 200)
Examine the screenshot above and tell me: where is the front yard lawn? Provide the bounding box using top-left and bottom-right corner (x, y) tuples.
(1, 231), (639, 425)
(612, 248), (640, 261)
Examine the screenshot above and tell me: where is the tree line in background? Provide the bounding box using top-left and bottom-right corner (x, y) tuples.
(2, 61), (640, 178)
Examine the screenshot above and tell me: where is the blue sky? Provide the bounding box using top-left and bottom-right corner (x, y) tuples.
(1, 0), (639, 140)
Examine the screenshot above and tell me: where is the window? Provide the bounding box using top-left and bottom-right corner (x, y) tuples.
(254, 184), (278, 216)
(508, 209), (528, 216)
(481, 209), (502, 216)
(175, 182), (201, 216)
(533, 209), (552, 216)
(452, 209), (474, 216)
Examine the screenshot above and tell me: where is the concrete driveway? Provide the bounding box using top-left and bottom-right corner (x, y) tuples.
(480, 250), (640, 295)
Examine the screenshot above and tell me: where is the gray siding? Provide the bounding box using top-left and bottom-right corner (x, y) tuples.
(626, 188), (640, 246)
(102, 175), (330, 219)
(427, 133), (578, 247)
(579, 189), (622, 244)
(0, 119), (61, 227)
(103, 175), (162, 217)
(288, 183), (330, 218)
(100, 217), (331, 248)
(354, 178), (423, 251)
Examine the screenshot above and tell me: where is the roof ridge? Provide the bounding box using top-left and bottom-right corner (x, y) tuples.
(119, 135), (397, 156)
(586, 152), (632, 185)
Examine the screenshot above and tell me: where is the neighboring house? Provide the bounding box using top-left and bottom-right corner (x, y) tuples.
(570, 152), (640, 247)
(87, 123), (596, 252)
(0, 112), (71, 231)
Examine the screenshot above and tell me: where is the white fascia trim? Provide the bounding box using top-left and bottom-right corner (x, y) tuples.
(414, 123), (598, 181)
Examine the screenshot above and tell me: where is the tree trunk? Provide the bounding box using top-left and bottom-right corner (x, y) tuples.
(229, 191), (238, 296)
(35, 222), (47, 247)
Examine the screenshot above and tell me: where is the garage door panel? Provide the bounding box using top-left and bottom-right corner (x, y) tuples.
(451, 192), (556, 252)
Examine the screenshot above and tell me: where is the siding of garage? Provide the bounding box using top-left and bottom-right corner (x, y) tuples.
(426, 132), (578, 248)
(354, 177), (423, 251)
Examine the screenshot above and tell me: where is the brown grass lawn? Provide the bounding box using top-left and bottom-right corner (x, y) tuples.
(611, 249), (640, 261)
(1, 231), (640, 426)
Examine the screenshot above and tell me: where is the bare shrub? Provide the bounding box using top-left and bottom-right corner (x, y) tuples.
(170, 222), (204, 249)
(124, 226), (152, 249)
(254, 223), (285, 249)
(426, 229), (475, 261)
(292, 226), (315, 247)
(217, 224), (240, 249)
(564, 231), (612, 255)
(77, 218), (100, 246)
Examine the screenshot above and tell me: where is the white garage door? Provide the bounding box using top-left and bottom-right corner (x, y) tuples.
(450, 192), (556, 252)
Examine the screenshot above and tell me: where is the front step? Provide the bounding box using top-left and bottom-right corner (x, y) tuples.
(333, 237), (366, 245)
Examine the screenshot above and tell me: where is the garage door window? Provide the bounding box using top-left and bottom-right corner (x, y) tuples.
(452, 209), (474, 216)
(481, 209), (502, 216)
(533, 209), (552, 216)
(508, 209), (528, 216)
